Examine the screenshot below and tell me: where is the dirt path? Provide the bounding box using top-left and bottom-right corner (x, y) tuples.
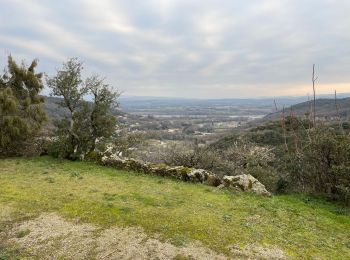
(1, 213), (287, 259)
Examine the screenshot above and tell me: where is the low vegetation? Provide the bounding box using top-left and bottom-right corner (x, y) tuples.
(0, 157), (349, 259)
(141, 117), (350, 205)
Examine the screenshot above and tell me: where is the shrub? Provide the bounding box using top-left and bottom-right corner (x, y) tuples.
(278, 128), (350, 204)
(244, 166), (280, 193)
(247, 129), (284, 146)
(222, 138), (275, 170)
(84, 150), (101, 162)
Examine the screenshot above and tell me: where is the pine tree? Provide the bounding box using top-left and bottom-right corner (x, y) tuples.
(0, 56), (47, 156)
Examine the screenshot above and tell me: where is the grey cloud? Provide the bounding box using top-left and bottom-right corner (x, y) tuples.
(0, 0), (349, 98)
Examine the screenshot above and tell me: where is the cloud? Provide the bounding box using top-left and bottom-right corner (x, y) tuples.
(0, 0), (349, 98)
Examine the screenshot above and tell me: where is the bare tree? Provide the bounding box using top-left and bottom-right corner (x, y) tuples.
(307, 93), (312, 129)
(273, 99), (278, 112)
(312, 64), (318, 127)
(282, 105), (288, 151)
(290, 106), (300, 154)
(274, 99), (288, 151)
(334, 90), (343, 131)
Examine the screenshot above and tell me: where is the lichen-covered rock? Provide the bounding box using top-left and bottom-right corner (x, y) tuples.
(148, 163), (169, 176)
(167, 166), (191, 181)
(101, 155), (125, 168)
(206, 174), (222, 187)
(188, 169), (209, 182)
(187, 169), (223, 186)
(223, 174), (271, 196)
(124, 159), (144, 171)
(100, 155), (269, 197)
(140, 163), (152, 174)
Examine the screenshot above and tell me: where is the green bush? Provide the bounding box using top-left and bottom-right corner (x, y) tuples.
(278, 128), (350, 205)
(244, 166), (280, 193)
(247, 129), (284, 146)
(84, 150), (102, 162)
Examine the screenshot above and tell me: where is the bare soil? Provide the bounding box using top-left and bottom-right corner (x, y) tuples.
(2, 213), (287, 259)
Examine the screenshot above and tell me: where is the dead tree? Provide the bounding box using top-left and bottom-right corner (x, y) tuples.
(290, 106), (300, 154)
(334, 90), (343, 131)
(282, 106), (288, 152)
(312, 64), (318, 127)
(307, 93), (312, 129)
(275, 100), (288, 151)
(274, 99), (278, 112)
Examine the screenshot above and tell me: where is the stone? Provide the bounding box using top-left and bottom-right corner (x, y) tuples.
(148, 164), (169, 176)
(217, 184), (225, 189)
(188, 169), (211, 183)
(124, 159), (144, 171)
(206, 174), (222, 187)
(166, 166), (191, 181)
(97, 154), (265, 195)
(223, 174), (271, 196)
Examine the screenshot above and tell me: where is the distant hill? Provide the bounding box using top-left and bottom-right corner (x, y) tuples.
(264, 97), (350, 121)
(119, 96), (308, 113)
(42, 96), (123, 122)
(119, 93), (350, 112)
(42, 96), (69, 121)
(42, 95), (350, 122)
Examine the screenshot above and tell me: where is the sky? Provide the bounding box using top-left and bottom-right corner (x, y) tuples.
(0, 0), (349, 98)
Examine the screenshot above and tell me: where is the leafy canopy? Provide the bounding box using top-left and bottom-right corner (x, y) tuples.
(47, 58), (119, 159)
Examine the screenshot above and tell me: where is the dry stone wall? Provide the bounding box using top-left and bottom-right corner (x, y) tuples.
(98, 155), (271, 196)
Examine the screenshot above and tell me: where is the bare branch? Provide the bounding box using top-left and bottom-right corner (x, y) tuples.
(312, 64), (317, 128)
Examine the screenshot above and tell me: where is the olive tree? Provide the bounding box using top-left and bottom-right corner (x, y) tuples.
(47, 58), (119, 159)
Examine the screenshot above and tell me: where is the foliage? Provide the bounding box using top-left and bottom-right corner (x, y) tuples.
(249, 120), (350, 203)
(243, 166), (280, 193)
(211, 117), (350, 201)
(247, 129), (284, 146)
(110, 131), (148, 157)
(295, 128), (350, 204)
(222, 138), (275, 170)
(145, 142), (223, 174)
(0, 56), (46, 156)
(46, 58), (119, 159)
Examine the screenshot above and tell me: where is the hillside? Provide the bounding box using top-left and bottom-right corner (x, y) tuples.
(119, 94), (350, 115)
(1, 157), (349, 259)
(264, 97), (350, 121)
(42, 96), (69, 121)
(42, 96), (124, 122)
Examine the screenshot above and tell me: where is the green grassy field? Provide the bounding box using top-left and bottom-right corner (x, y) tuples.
(0, 156), (349, 259)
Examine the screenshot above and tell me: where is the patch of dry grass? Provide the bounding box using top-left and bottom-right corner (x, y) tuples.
(7, 213), (228, 259)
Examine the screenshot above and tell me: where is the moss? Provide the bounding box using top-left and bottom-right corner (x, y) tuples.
(16, 229), (30, 238)
(84, 151), (101, 162)
(248, 180), (253, 190)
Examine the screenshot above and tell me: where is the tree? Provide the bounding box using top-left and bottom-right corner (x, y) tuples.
(47, 58), (119, 159)
(85, 75), (119, 152)
(46, 58), (87, 158)
(0, 56), (47, 156)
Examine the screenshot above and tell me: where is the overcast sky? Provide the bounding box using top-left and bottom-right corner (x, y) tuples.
(0, 0), (349, 98)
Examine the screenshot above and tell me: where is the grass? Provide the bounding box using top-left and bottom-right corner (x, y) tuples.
(15, 228), (30, 238)
(0, 156), (349, 259)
